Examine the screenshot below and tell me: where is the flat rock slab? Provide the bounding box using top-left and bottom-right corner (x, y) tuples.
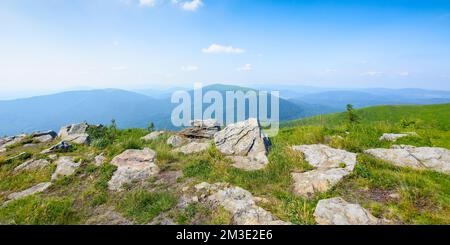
(379, 132), (417, 142)
(51, 156), (80, 180)
(214, 118), (270, 171)
(0, 134), (27, 149)
(194, 182), (290, 225)
(314, 197), (380, 225)
(14, 159), (50, 172)
(174, 142), (210, 155)
(291, 168), (351, 196)
(291, 144), (357, 196)
(141, 131), (165, 141)
(32, 130), (57, 143)
(41, 141), (72, 154)
(292, 144), (357, 170)
(108, 148), (160, 191)
(365, 145), (450, 174)
(7, 182), (52, 202)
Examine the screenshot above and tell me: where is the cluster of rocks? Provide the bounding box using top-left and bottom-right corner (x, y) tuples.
(365, 145), (450, 174)
(0, 134), (28, 152)
(183, 182), (290, 225)
(291, 144), (357, 197)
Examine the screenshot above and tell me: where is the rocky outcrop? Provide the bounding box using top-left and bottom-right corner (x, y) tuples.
(365, 145), (450, 174)
(174, 142), (210, 155)
(314, 197), (380, 225)
(214, 118), (270, 171)
(14, 159), (50, 172)
(192, 182), (290, 225)
(141, 131), (165, 141)
(6, 182), (52, 202)
(31, 130), (57, 143)
(291, 144), (357, 197)
(108, 148), (160, 191)
(0, 134), (27, 151)
(41, 141), (72, 154)
(167, 135), (186, 147)
(58, 122), (90, 144)
(379, 132), (417, 142)
(179, 119), (221, 139)
(51, 156), (81, 181)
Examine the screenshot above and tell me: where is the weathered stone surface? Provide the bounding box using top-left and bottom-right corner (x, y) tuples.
(292, 168), (351, 196)
(51, 156), (80, 181)
(179, 119), (221, 139)
(193, 182), (290, 225)
(214, 118), (270, 171)
(94, 153), (106, 166)
(291, 144), (357, 196)
(379, 132), (417, 142)
(365, 145), (450, 174)
(41, 141), (72, 154)
(167, 135), (186, 147)
(0, 134), (27, 149)
(174, 142), (210, 155)
(58, 123), (90, 144)
(141, 131), (165, 141)
(7, 182), (52, 201)
(190, 119), (221, 128)
(32, 130), (57, 143)
(314, 197), (379, 225)
(14, 159), (50, 172)
(108, 148), (160, 191)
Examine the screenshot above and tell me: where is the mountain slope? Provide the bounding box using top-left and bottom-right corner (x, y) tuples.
(282, 103), (450, 130)
(0, 89), (172, 136)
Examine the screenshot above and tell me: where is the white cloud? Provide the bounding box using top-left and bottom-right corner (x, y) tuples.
(181, 65), (199, 72)
(202, 44), (245, 54)
(181, 0), (203, 11)
(361, 71), (383, 76)
(398, 71), (409, 76)
(237, 64), (252, 72)
(324, 68), (337, 73)
(139, 0), (157, 7)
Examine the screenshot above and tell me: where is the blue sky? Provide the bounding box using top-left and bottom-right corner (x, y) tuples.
(1, 0), (450, 97)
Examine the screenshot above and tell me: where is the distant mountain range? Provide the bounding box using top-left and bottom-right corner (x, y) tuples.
(1, 84), (449, 136)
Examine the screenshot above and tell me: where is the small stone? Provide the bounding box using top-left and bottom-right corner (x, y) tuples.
(41, 141), (72, 154)
(379, 132), (417, 142)
(167, 135), (185, 147)
(94, 153), (106, 166)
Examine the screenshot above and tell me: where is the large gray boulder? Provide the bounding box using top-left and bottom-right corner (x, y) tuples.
(6, 182), (52, 202)
(365, 145), (450, 174)
(291, 144), (357, 197)
(58, 122), (90, 144)
(314, 197), (380, 225)
(193, 182), (290, 225)
(51, 156), (81, 181)
(214, 118), (270, 171)
(108, 148), (160, 191)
